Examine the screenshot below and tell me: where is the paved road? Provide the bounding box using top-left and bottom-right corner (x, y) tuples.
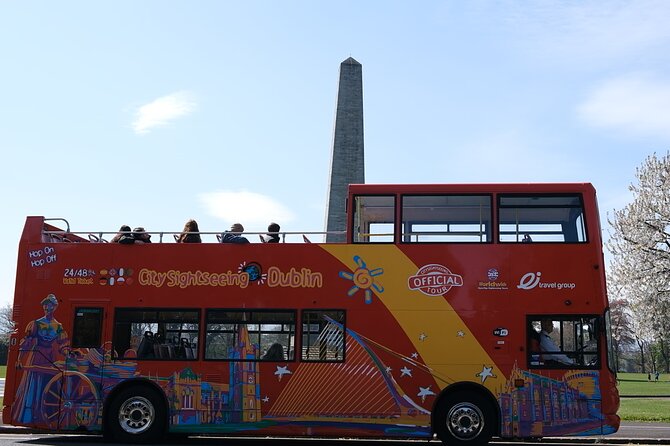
(0, 433), (667, 446)
(0, 423), (668, 443)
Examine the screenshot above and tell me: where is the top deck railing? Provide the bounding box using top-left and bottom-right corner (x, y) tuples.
(41, 226), (344, 244)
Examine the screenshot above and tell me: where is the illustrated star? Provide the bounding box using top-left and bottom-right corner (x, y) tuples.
(476, 365), (496, 383)
(411, 352), (419, 359)
(417, 386), (436, 402)
(274, 365), (292, 381)
(385, 366), (392, 373)
(457, 330), (465, 337)
(262, 396), (269, 403)
(400, 366), (412, 377)
(419, 333), (427, 341)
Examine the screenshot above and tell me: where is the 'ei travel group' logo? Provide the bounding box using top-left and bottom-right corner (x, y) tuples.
(408, 264), (463, 296)
(517, 272), (576, 290)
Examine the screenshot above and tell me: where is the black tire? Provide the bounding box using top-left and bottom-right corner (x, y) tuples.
(433, 390), (496, 446)
(104, 385), (166, 444)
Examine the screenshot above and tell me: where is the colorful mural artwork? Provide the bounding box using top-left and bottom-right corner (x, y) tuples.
(497, 365), (617, 437)
(12, 294), (71, 425)
(12, 294), (614, 437)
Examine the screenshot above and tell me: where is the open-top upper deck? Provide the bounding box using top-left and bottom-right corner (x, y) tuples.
(25, 182), (601, 247)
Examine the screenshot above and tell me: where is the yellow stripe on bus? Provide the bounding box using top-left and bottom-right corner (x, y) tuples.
(322, 244), (504, 390)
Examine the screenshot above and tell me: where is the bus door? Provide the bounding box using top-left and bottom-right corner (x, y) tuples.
(58, 301), (110, 430)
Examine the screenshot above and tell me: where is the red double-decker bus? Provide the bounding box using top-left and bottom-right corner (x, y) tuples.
(2, 183), (619, 445)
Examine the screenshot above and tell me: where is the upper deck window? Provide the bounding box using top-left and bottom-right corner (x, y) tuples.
(498, 194), (587, 243)
(401, 195), (492, 243)
(353, 195), (395, 243)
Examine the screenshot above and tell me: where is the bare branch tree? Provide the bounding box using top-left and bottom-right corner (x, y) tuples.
(0, 303), (15, 344)
(608, 152), (670, 372)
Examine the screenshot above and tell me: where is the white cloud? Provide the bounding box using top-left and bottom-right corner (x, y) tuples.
(578, 74), (670, 140)
(132, 91), (196, 134)
(198, 190), (295, 227)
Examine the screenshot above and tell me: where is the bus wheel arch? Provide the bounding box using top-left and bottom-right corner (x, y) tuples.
(432, 383), (499, 446)
(103, 379), (168, 444)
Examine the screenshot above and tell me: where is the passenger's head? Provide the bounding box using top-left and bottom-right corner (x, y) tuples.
(119, 225), (131, 233)
(230, 223), (244, 234)
(268, 222), (280, 233)
(133, 227), (151, 242)
(184, 219), (199, 232)
(541, 319), (554, 333)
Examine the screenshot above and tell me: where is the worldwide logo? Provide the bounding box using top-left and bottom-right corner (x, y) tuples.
(408, 264), (463, 296)
(478, 267), (508, 290)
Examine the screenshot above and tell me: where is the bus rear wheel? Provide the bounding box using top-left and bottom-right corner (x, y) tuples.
(105, 385), (166, 444)
(434, 391), (495, 446)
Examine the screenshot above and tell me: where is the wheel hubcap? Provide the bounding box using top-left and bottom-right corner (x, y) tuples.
(118, 396), (155, 434)
(447, 402), (484, 440)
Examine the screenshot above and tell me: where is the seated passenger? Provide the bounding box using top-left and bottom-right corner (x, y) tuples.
(132, 227), (152, 244)
(177, 219), (202, 243)
(220, 223), (249, 244)
(539, 319), (573, 365)
(262, 343), (285, 361)
(522, 234), (533, 243)
(111, 225), (134, 244)
(260, 222), (281, 243)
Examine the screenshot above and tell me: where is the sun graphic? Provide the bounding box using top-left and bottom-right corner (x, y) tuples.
(338, 255), (384, 304)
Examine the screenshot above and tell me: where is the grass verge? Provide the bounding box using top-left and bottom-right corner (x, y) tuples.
(618, 398), (670, 422)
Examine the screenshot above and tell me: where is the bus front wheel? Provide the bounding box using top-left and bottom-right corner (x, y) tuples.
(105, 385), (166, 444)
(434, 391), (495, 446)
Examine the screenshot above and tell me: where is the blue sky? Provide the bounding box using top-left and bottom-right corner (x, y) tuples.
(2, 1), (670, 307)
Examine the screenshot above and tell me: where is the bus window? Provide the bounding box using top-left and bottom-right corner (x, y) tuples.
(401, 195), (491, 243)
(72, 307), (103, 348)
(205, 310), (296, 361)
(499, 194), (587, 243)
(113, 308), (199, 360)
(528, 316), (599, 369)
(353, 195), (395, 243)
(301, 310), (345, 362)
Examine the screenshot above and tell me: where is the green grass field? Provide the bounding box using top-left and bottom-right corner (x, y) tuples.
(616, 372), (670, 422)
(617, 372), (670, 395)
(1, 365), (5, 409)
(619, 398), (670, 422)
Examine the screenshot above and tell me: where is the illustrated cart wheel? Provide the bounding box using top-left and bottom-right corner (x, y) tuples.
(104, 385), (166, 444)
(42, 370), (100, 429)
(434, 390), (496, 446)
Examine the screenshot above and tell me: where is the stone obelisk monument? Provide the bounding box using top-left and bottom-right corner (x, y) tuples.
(325, 57), (364, 242)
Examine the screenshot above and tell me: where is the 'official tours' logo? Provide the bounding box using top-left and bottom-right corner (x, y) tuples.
(408, 264), (463, 296)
